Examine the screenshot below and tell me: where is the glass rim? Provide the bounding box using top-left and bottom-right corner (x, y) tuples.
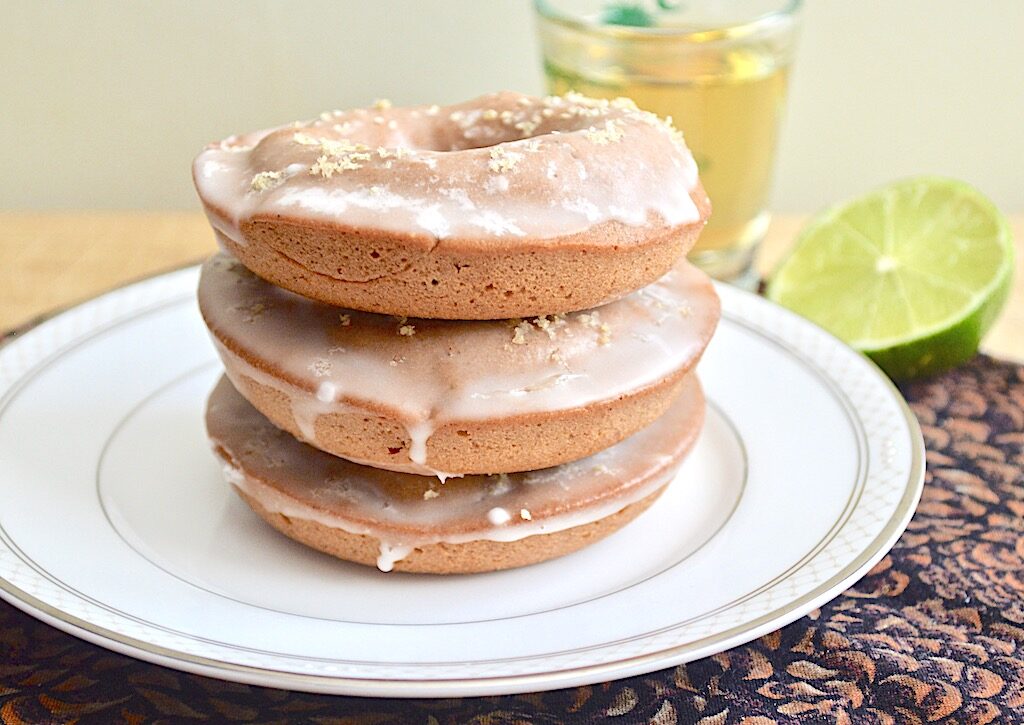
(534, 0), (802, 41)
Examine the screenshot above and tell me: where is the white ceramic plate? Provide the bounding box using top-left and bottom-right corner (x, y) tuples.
(0, 266), (923, 697)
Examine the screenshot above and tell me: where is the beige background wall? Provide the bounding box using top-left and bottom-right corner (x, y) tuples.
(2, 1), (1022, 213)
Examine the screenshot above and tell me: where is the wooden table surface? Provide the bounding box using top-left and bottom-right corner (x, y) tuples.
(2, 212), (1022, 361)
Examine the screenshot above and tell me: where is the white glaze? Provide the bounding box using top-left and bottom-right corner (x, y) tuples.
(487, 507), (512, 526)
(199, 253), (720, 475)
(193, 92), (703, 246)
(206, 375), (704, 571)
(406, 420), (434, 466)
(376, 544), (414, 573)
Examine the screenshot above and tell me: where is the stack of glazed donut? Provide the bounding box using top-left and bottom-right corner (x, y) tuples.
(194, 91), (720, 574)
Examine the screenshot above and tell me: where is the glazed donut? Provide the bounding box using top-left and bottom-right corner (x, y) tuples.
(193, 91), (710, 319)
(206, 373), (706, 574)
(198, 251), (720, 478)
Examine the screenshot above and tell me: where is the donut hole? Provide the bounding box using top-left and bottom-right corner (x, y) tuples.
(369, 251), (381, 259)
(391, 91), (600, 153)
(443, 137), (513, 152)
(415, 128), (526, 154)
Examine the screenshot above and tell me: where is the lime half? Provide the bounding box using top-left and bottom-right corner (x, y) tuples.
(767, 177), (1014, 380)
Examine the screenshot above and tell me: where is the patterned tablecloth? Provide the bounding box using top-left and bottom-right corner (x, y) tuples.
(0, 312), (1021, 724)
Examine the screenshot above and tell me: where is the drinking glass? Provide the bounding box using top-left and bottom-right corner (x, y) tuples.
(535, 0), (801, 287)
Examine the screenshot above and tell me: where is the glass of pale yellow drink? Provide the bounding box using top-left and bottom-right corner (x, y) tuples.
(535, 0), (801, 287)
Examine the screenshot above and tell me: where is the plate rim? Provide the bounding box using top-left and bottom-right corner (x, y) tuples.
(0, 265), (926, 697)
